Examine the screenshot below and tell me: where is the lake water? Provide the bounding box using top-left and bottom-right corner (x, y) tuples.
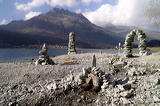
(0, 49), (158, 62)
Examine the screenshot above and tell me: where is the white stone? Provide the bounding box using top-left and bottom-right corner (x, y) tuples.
(35, 60), (39, 65)
(121, 97), (131, 104)
(153, 96), (160, 102)
(120, 91), (132, 98)
(82, 68), (88, 76)
(116, 85), (124, 91)
(47, 83), (57, 90)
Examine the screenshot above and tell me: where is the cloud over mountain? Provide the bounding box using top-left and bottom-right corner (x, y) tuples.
(15, 0), (78, 11)
(25, 11), (41, 20)
(81, 0), (102, 4)
(14, 0), (104, 11)
(76, 9), (81, 13)
(83, 0), (154, 30)
(0, 19), (7, 25)
(46, 0), (79, 7)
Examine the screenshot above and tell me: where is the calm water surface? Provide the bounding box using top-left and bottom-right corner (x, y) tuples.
(0, 49), (158, 62)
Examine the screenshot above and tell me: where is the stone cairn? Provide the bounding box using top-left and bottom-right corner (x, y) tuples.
(41, 55), (105, 93)
(68, 32), (76, 55)
(124, 29), (151, 57)
(92, 55), (96, 67)
(35, 43), (55, 65)
(75, 55), (107, 92)
(137, 30), (151, 56)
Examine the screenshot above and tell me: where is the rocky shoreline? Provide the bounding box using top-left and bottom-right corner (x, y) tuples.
(0, 53), (160, 105)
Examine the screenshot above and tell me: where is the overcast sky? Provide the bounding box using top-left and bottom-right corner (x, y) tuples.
(0, 0), (155, 30)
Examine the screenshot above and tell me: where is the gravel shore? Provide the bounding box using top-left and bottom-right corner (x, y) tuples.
(0, 52), (160, 105)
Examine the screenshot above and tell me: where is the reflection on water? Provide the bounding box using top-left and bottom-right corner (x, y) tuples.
(0, 49), (158, 62)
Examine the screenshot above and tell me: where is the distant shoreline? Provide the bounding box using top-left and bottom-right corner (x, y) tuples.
(0, 47), (160, 51)
(132, 47), (160, 51)
(0, 47), (112, 50)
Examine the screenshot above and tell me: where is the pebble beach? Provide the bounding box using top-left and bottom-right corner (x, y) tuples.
(0, 52), (160, 105)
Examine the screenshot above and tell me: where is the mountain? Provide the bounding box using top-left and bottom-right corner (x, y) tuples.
(0, 30), (42, 48)
(0, 20), (25, 31)
(0, 8), (124, 49)
(147, 39), (160, 47)
(103, 24), (160, 41)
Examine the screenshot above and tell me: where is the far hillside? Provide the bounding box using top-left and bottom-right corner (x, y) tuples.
(147, 40), (160, 47)
(104, 24), (160, 41)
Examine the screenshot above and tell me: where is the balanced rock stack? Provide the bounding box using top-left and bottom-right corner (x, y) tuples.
(124, 29), (151, 57)
(123, 30), (135, 57)
(68, 32), (76, 55)
(75, 66), (104, 92)
(35, 43), (55, 65)
(136, 30), (151, 56)
(74, 55), (106, 92)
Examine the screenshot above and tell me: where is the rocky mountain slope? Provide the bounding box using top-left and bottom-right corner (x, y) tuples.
(0, 8), (123, 49)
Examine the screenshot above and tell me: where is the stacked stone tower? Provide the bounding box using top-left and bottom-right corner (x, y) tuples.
(68, 32), (76, 55)
(35, 43), (55, 65)
(123, 30), (135, 57)
(137, 30), (149, 56)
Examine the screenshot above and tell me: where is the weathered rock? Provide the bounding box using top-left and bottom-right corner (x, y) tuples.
(128, 67), (136, 76)
(101, 82), (109, 91)
(121, 97), (131, 105)
(150, 78), (160, 85)
(128, 79), (136, 84)
(47, 83), (57, 91)
(80, 83), (92, 91)
(116, 85), (124, 91)
(10, 84), (18, 90)
(64, 84), (72, 91)
(77, 98), (81, 103)
(86, 77), (92, 84)
(92, 55), (96, 67)
(91, 67), (100, 72)
(113, 61), (126, 68)
(75, 72), (86, 85)
(28, 89), (33, 93)
(82, 67), (90, 77)
(8, 101), (18, 106)
(153, 96), (160, 102)
(116, 83), (131, 91)
(155, 79), (160, 85)
(123, 84), (131, 90)
(91, 86), (100, 92)
(120, 91), (132, 98)
(88, 73), (100, 87)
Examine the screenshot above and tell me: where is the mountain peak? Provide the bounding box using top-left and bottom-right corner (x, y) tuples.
(53, 8), (69, 12)
(45, 7), (89, 23)
(46, 8), (71, 16)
